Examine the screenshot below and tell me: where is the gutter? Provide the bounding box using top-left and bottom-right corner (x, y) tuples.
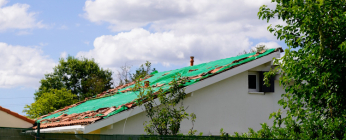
(30, 125), (85, 133)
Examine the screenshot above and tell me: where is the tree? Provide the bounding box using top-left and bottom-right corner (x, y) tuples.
(34, 56), (113, 101)
(23, 88), (77, 119)
(233, 0), (346, 139)
(131, 61), (156, 81)
(237, 45), (268, 56)
(116, 63), (132, 86)
(134, 74), (195, 135)
(116, 61), (157, 86)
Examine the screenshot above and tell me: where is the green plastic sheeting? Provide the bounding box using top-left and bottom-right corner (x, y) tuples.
(39, 49), (276, 121)
(104, 106), (128, 118)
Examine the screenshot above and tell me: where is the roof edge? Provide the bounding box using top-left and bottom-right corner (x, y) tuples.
(0, 106), (35, 124)
(275, 47), (284, 53)
(31, 125), (84, 133)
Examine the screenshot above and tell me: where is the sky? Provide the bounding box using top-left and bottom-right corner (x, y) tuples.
(0, 0), (287, 115)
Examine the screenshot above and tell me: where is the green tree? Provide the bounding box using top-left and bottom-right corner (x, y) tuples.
(34, 56), (113, 101)
(23, 88), (77, 119)
(237, 45), (268, 56)
(116, 61), (156, 86)
(234, 0), (346, 139)
(131, 61), (156, 81)
(134, 74), (195, 135)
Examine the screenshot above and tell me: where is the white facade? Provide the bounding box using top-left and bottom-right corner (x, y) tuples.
(98, 62), (285, 135)
(0, 109), (34, 128)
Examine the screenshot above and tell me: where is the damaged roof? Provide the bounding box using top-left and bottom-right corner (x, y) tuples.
(34, 48), (282, 129)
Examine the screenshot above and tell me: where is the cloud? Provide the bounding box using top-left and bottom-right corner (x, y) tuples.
(0, 0), (46, 31)
(81, 0), (285, 69)
(60, 51), (67, 59)
(0, 42), (56, 88)
(39, 42), (48, 46)
(16, 30), (31, 35)
(83, 0), (278, 33)
(58, 25), (68, 30)
(83, 0), (197, 31)
(83, 40), (90, 45)
(77, 28), (251, 68)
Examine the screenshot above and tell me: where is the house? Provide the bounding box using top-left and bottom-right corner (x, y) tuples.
(34, 48), (285, 135)
(0, 106), (35, 128)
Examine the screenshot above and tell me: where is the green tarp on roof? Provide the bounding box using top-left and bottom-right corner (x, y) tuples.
(39, 48), (276, 121)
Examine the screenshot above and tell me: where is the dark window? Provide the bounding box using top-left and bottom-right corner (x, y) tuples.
(248, 75), (256, 89)
(259, 71), (275, 92)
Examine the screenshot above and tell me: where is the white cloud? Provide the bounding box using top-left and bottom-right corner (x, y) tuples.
(0, 0), (46, 31)
(16, 30), (31, 35)
(81, 0), (284, 68)
(0, 42), (56, 88)
(77, 28), (251, 68)
(60, 51), (67, 59)
(83, 0), (278, 33)
(39, 42), (48, 46)
(83, 40), (90, 45)
(0, 0), (7, 7)
(58, 25), (68, 30)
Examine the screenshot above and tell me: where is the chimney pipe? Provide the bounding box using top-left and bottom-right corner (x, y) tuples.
(190, 56), (194, 66)
(144, 81), (149, 88)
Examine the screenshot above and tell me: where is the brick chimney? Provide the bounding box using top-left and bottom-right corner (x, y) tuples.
(144, 81), (149, 88)
(190, 56), (194, 66)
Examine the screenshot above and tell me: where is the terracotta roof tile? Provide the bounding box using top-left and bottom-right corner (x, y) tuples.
(33, 117), (101, 129)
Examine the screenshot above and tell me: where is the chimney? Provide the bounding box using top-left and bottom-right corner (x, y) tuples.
(190, 56), (194, 66)
(144, 81), (149, 88)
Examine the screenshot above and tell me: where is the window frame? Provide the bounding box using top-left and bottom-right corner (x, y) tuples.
(248, 71), (259, 92)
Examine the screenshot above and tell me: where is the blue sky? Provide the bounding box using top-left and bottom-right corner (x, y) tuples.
(0, 0), (287, 115)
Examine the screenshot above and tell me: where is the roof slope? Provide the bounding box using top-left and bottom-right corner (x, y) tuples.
(35, 48), (282, 129)
(0, 106), (35, 124)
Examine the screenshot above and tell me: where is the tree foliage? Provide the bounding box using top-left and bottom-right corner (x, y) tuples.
(26, 56), (113, 118)
(35, 56), (113, 100)
(134, 74), (195, 135)
(116, 61), (156, 86)
(237, 45), (268, 56)
(23, 88), (77, 119)
(131, 61), (156, 81)
(234, 0), (346, 139)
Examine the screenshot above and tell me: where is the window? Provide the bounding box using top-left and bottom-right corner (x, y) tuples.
(248, 71), (275, 93)
(248, 72), (259, 92)
(248, 75), (256, 89)
(258, 71), (275, 92)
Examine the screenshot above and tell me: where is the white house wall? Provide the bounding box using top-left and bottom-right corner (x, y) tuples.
(0, 110), (33, 128)
(100, 70), (285, 135)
